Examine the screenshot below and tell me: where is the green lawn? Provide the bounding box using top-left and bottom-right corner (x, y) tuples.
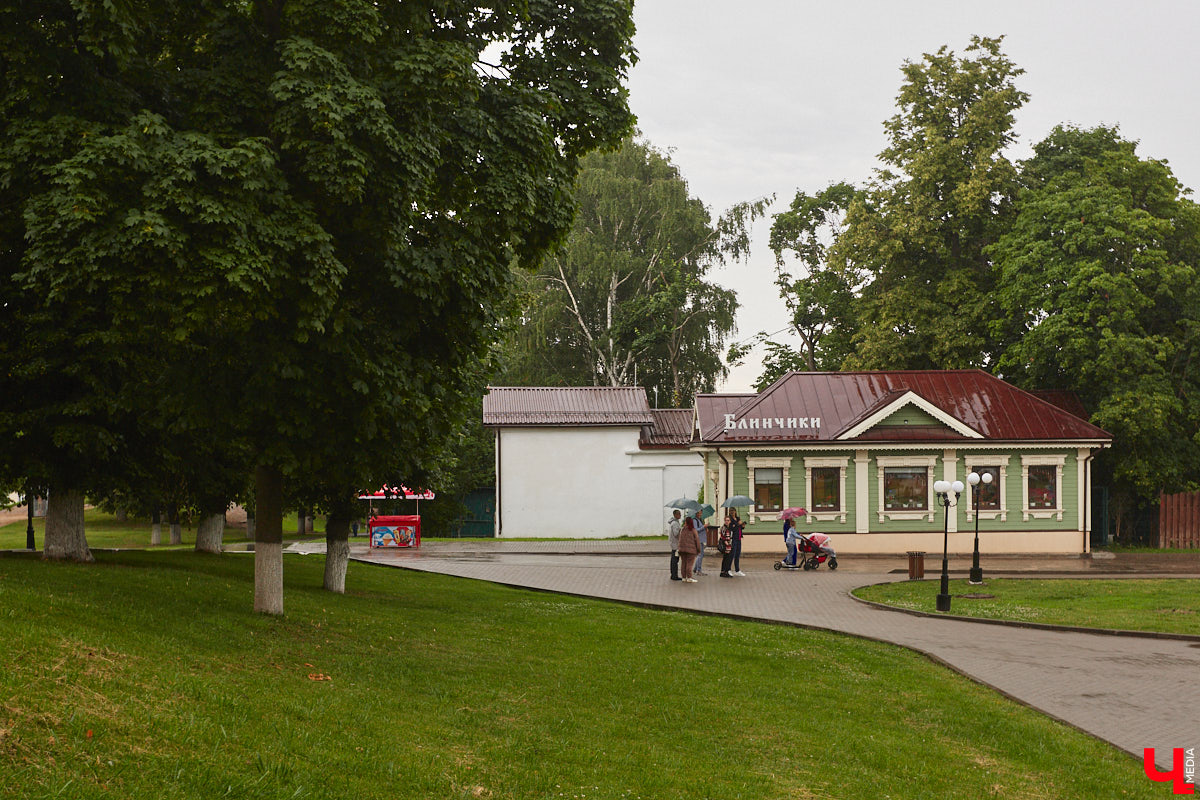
(0, 552), (1161, 799)
(855, 578), (1200, 636)
(0, 510), (325, 551)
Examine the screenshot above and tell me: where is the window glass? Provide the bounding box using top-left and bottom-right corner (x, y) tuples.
(1028, 465), (1057, 508)
(884, 468), (928, 511)
(754, 468), (783, 512)
(811, 467), (840, 511)
(973, 467), (1000, 510)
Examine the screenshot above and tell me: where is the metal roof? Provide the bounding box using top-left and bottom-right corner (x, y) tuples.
(695, 393), (757, 441)
(698, 371), (1111, 444)
(639, 408), (695, 448)
(483, 386), (653, 426)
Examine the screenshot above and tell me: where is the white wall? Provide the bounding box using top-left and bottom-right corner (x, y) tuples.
(497, 427), (701, 538)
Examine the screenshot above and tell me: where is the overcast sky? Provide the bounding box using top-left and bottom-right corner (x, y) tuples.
(626, 0), (1200, 393)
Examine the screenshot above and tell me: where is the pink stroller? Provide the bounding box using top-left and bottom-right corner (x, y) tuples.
(775, 532), (838, 571)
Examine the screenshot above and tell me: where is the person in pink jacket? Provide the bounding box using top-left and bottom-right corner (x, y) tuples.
(677, 513), (702, 583)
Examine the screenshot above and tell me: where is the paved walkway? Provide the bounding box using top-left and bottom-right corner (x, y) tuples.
(313, 539), (1200, 766)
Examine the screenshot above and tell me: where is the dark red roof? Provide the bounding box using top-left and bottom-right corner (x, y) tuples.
(699, 371), (1111, 444)
(695, 393), (756, 441)
(483, 386), (653, 426)
(639, 409), (695, 448)
(1029, 390), (1091, 421)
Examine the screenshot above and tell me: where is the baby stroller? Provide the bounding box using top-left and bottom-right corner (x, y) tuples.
(774, 532), (838, 571)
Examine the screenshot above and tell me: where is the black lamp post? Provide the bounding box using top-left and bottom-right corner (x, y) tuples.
(933, 479), (963, 612)
(967, 471), (993, 585)
(24, 487), (36, 551)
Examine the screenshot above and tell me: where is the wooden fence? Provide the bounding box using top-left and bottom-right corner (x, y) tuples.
(1159, 490), (1200, 548)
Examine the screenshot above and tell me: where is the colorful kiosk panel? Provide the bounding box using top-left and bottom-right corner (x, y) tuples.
(369, 515), (421, 548)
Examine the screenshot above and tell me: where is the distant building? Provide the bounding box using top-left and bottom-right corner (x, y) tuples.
(693, 371), (1111, 554)
(483, 372), (1111, 554)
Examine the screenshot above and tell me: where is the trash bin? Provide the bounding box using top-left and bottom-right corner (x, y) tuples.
(906, 551), (926, 580)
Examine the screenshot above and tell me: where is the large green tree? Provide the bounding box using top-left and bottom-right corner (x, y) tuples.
(838, 35), (1028, 370)
(761, 182), (862, 374)
(503, 135), (767, 407)
(1, 1), (636, 606)
(990, 125), (1200, 506)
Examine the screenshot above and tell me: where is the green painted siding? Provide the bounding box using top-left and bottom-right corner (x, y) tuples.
(877, 405), (943, 428)
(727, 448), (1080, 535)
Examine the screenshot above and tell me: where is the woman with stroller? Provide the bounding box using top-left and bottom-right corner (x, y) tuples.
(783, 515), (804, 566)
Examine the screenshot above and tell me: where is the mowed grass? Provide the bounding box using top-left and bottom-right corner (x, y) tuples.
(855, 578), (1200, 636)
(0, 510), (325, 551)
(0, 553), (1160, 800)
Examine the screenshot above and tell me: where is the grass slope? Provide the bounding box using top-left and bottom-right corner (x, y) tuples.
(855, 578), (1200, 636)
(0, 552), (1160, 799)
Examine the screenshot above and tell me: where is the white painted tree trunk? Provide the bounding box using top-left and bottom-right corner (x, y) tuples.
(246, 515), (255, 538)
(254, 465), (284, 615)
(170, 522), (182, 545)
(43, 487), (92, 562)
(296, 513), (306, 537)
(195, 513), (225, 553)
(150, 523), (162, 546)
(323, 513), (351, 594)
(254, 541), (283, 614)
(324, 538), (350, 593)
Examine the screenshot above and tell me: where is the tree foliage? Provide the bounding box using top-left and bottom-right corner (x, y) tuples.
(839, 35), (1028, 370)
(1, 1), (637, 577)
(990, 125), (1200, 501)
(764, 182), (862, 371)
(503, 135), (767, 407)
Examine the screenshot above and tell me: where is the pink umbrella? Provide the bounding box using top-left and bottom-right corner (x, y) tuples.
(778, 507), (807, 520)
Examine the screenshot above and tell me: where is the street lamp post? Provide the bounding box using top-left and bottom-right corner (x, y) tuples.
(933, 479), (963, 612)
(967, 471), (993, 585)
(24, 486), (36, 551)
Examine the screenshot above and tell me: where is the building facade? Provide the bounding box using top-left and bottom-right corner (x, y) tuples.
(694, 371), (1112, 555)
(483, 387), (701, 538)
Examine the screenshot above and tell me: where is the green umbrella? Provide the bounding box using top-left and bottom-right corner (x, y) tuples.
(665, 497), (702, 511)
(699, 503), (716, 519)
(721, 495), (753, 507)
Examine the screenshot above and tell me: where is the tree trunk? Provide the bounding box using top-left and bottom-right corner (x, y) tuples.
(195, 512), (225, 553)
(43, 486), (92, 562)
(150, 505), (162, 546)
(114, 508), (128, 522)
(168, 503), (182, 545)
(323, 511), (352, 594)
(254, 465), (284, 615)
(246, 511), (255, 538)
(296, 511), (306, 537)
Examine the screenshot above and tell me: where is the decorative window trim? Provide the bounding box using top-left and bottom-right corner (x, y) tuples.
(1021, 454), (1065, 522)
(747, 457), (792, 524)
(875, 455), (938, 523)
(803, 456), (848, 523)
(963, 455), (1010, 522)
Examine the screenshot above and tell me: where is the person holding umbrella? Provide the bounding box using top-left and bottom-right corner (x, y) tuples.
(728, 506), (746, 575)
(721, 495), (753, 576)
(691, 508), (709, 576)
(677, 510), (702, 582)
